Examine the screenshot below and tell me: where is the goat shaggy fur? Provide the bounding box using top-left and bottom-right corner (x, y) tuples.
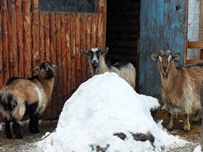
(0, 61), (58, 139)
(81, 47), (136, 89)
(151, 50), (203, 131)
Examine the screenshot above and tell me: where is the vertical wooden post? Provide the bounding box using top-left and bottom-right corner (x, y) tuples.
(16, 0), (24, 77)
(75, 14), (81, 88)
(23, 0), (31, 77)
(32, 0), (40, 68)
(0, 2), (3, 88)
(70, 14), (76, 91)
(2, 0), (9, 82)
(65, 14), (71, 97)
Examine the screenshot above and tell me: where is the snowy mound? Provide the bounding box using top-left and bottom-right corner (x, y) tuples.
(37, 72), (187, 152)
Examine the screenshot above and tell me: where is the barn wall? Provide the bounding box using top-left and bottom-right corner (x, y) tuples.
(139, 0), (187, 99)
(0, 0), (106, 120)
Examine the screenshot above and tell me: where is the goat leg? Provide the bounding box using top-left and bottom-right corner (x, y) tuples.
(183, 113), (190, 132)
(4, 118), (12, 139)
(12, 119), (23, 139)
(29, 114), (40, 133)
(167, 112), (173, 130)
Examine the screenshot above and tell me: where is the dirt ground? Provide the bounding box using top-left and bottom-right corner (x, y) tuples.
(0, 110), (201, 152)
(156, 109), (202, 152)
(0, 119), (58, 152)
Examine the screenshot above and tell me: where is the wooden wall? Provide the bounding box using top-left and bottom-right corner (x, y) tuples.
(0, 0), (106, 120)
(139, 0), (187, 99)
(106, 0), (140, 91)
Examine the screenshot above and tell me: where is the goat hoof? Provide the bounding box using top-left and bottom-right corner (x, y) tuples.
(6, 134), (12, 139)
(167, 126), (173, 131)
(16, 135), (23, 139)
(183, 127), (190, 132)
(29, 128), (40, 133)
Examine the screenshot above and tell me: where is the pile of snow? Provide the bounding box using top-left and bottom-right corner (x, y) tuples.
(37, 72), (188, 152)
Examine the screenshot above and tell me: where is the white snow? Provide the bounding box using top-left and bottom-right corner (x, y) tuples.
(36, 72), (188, 152)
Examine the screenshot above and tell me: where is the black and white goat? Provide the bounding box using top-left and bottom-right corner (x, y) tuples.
(151, 50), (203, 131)
(81, 47), (136, 89)
(0, 61), (58, 139)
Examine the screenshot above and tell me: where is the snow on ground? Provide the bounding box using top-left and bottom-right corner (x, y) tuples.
(36, 72), (188, 152)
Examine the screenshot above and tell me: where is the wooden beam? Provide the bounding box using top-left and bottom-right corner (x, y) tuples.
(187, 42), (203, 48)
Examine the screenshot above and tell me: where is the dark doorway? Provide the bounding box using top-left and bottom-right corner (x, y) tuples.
(106, 0), (140, 91)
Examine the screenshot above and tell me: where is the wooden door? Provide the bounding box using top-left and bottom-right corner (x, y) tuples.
(139, 0), (187, 99)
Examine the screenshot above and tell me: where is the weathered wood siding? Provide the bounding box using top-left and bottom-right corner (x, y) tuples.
(106, 0), (140, 91)
(0, 0), (106, 120)
(139, 0), (187, 99)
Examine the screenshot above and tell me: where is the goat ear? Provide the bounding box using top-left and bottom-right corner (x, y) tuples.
(32, 66), (40, 71)
(172, 53), (180, 60)
(102, 47), (109, 55)
(80, 49), (89, 56)
(151, 53), (158, 61)
(52, 64), (58, 68)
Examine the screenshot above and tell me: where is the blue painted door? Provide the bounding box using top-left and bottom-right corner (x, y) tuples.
(139, 0), (187, 99)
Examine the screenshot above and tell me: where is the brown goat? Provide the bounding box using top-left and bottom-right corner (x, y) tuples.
(151, 50), (203, 131)
(0, 61), (58, 139)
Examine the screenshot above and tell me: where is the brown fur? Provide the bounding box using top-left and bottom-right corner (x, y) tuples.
(0, 61), (57, 139)
(151, 50), (203, 131)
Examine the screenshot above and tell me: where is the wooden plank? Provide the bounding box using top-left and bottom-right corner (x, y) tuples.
(49, 13), (57, 118)
(186, 59), (203, 65)
(70, 14), (76, 91)
(0, 7), (3, 88)
(65, 14), (72, 97)
(44, 13), (50, 61)
(90, 14), (96, 48)
(106, 33), (138, 41)
(2, 0), (9, 82)
(44, 13), (51, 118)
(107, 40), (138, 49)
(55, 13), (63, 116)
(97, 0), (105, 47)
(107, 26), (139, 34)
(23, 0), (31, 78)
(8, 0), (17, 77)
(60, 13), (67, 99)
(75, 14), (81, 88)
(187, 42), (203, 48)
(32, 0), (40, 68)
(107, 19), (139, 26)
(80, 14), (88, 82)
(16, 0), (24, 77)
(86, 14), (91, 76)
(39, 13), (45, 63)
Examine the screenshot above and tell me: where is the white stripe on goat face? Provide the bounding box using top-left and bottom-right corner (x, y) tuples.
(90, 48), (99, 64)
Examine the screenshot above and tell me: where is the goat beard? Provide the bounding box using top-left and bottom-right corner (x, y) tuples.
(91, 63), (99, 73)
(162, 72), (168, 79)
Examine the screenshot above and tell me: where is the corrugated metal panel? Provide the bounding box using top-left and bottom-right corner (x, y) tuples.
(139, 0), (187, 99)
(0, 0), (106, 121)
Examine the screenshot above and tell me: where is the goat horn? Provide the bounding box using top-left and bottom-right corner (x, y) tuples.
(166, 50), (171, 54)
(52, 64), (58, 68)
(32, 67), (40, 71)
(159, 50), (164, 55)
